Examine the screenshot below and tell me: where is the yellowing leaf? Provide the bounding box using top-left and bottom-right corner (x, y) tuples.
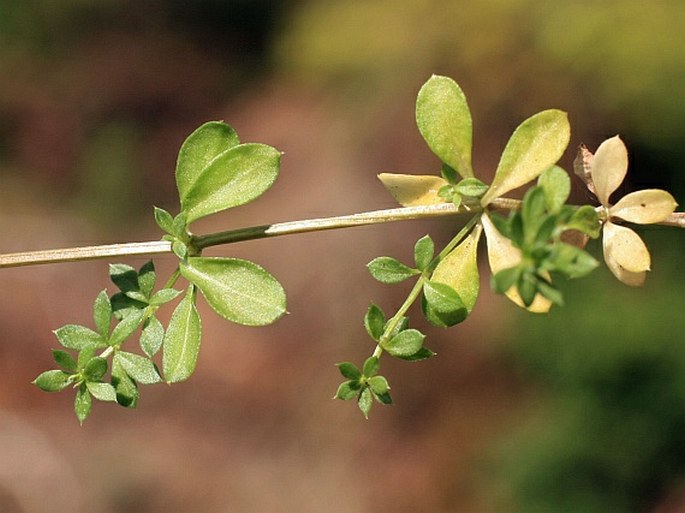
(378, 173), (448, 207)
(611, 189), (678, 224)
(481, 109), (570, 206)
(481, 214), (551, 313)
(591, 136), (628, 207)
(430, 224), (482, 312)
(602, 221), (651, 275)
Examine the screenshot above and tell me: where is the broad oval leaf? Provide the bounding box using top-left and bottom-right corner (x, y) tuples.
(180, 257), (286, 326)
(176, 121), (240, 202)
(611, 189), (677, 224)
(182, 143), (280, 223)
(33, 370), (71, 392)
(430, 224), (482, 312)
(367, 256), (419, 284)
(382, 328), (425, 358)
(163, 286), (202, 383)
(602, 221), (650, 276)
(54, 325), (106, 350)
(416, 75), (473, 178)
(114, 351), (162, 385)
(377, 173), (448, 207)
(481, 109), (570, 206)
(86, 382), (117, 402)
(591, 135), (628, 207)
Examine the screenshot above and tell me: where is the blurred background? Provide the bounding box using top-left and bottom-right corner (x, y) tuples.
(1, 1), (685, 512)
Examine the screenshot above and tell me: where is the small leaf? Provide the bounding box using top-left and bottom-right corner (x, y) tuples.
(440, 164), (460, 184)
(163, 286), (202, 383)
(336, 362), (362, 381)
(172, 240), (189, 260)
(171, 212), (188, 239)
(358, 386), (374, 419)
(52, 349), (77, 373)
(364, 304), (386, 341)
(591, 135), (628, 207)
(372, 389), (393, 405)
(54, 325), (105, 350)
(377, 173), (448, 207)
(396, 347), (436, 362)
(603, 222), (650, 286)
(176, 121), (240, 202)
(182, 143), (281, 223)
(383, 329), (425, 358)
(611, 189), (678, 224)
(566, 206), (601, 238)
(74, 385), (92, 425)
(481, 109), (570, 205)
(111, 359), (138, 408)
(108, 310), (144, 347)
(86, 381), (117, 402)
(114, 351), (162, 385)
(416, 75), (473, 178)
(535, 278), (564, 306)
(538, 165), (571, 213)
(83, 357), (108, 381)
(362, 356), (380, 378)
(77, 346), (96, 370)
(149, 288), (183, 306)
(334, 380), (360, 401)
(109, 263), (139, 294)
(140, 316), (164, 357)
(93, 290), (112, 338)
(546, 243), (599, 279)
(455, 177), (489, 198)
(138, 261), (156, 298)
(414, 235), (435, 272)
(367, 256), (419, 284)
(421, 296), (468, 328)
(367, 375), (390, 395)
(492, 266), (521, 294)
(423, 281), (467, 315)
(33, 370), (71, 392)
(153, 206), (175, 234)
(522, 187), (548, 245)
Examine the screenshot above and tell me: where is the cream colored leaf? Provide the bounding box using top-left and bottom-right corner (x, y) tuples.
(591, 136), (628, 207)
(378, 173), (448, 207)
(481, 214), (551, 313)
(607, 265), (646, 287)
(431, 224), (482, 312)
(610, 189), (677, 224)
(602, 221), (651, 275)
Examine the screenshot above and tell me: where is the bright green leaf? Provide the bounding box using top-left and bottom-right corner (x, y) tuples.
(455, 177), (489, 198)
(421, 296), (469, 328)
(54, 325), (105, 350)
(566, 206), (601, 238)
(367, 375), (390, 395)
(138, 261), (156, 298)
(416, 75), (473, 178)
(83, 356), (108, 381)
(364, 304), (385, 341)
(358, 386), (373, 419)
(395, 347), (436, 362)
(481, 109), (570, 205)
(140, 316), (164, 357)
(423, 281), (467, 315)
(93, 290), (112, 338)
(33, 370), (71, 392)
(149, 288), (183, 306)
(163, 286), (202, 383)
(108, 310), (144, 347)
(383, 329), (425, 358)
(111, 359), (138, 408)
(52, 349), (77, 373)
(334, 380), (359, 401)
(538, 165), (571, 213)
(114, 351), (162, 385)
(86, 381), (117, 402)
(74, 385), (92, 425)
(153, 206), (174, 234)
(181, 257), (286, 326)
(367, 256), (419, 284)
(414, 235), (434, 272)
(362, 356), (380, 377)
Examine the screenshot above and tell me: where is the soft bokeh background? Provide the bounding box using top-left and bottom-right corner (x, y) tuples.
(1, 1), (685, 512)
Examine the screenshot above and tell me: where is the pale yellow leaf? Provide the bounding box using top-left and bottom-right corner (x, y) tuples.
(602, 221), (651, 274)
(591, 136), (628, 207)
(610, 189), (677, 224)
(378, 173), (448, 207)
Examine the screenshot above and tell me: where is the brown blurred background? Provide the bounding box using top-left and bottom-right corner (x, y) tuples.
(2, 1), (685, 512)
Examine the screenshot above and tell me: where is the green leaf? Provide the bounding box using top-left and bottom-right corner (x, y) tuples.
(163, 286), (202, 383)
(382, 329), (425, 358)
(108, 310), (144, 347)
(395, 347), (436, 362)
(358, 386), (373, 419)
(140, 316), (164, 357)
(153, 206), (175, 234)
(111, 359), (138, 408)
(176, 121), (240, 202)
(74, 385), (92, 425)
(336, 362), (362, 380)
(455, 177), (489, 198)
(414, 235), (434, 272)
(423, 280), (467, 315)
(416, 75), (473, 178)
(138, 261), (156, 298)
(114, 351), (162, 385)
(546, 243), (599, 279)
(440, 163), (460, 185)
(110, 293), (147, 320)
(334, 380), (360, 401)
(367, 375), (390, 395)
(54, 325), (105, 350)
(538, 165), (571, 213)
(481, 109), (570, 205)
(86, 381), (117, 402)
(149, 288), (183, 306)
(172, 240), (189, 260)
(362, 356), (380, 378)
(364, 304), (386, 341)
(171, 212), (188, 239)
(522, 187), (548, 245)
(421, 296), (469, 328)
(518, 271), (538, 307)
(180, 257), (286, 326)
(385, 316), (409, 339)
(566, 205), (601, 238)
(77, 346), (96, 370)
(535, 278), (564, 306)
(372, 389), (393, 405)
(93, 290), (112, 338)
(492, 266), (521, 294)
(109, 263), (139, 294)
(182, 143), (281, 223)
(367, 256), (419, 284)
(83, 356), (108, 381)
(33, 370), (71, 392)
(52, 349), (77, 373)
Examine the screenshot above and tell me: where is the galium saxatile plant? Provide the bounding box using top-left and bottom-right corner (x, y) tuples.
(2, 75), (682, 423)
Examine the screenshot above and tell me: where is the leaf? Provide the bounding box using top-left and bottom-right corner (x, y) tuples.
(362, 356), (380, 377)
(566, 206), (601, 238)
(455, 177), (489, 198)
(176, 121), (240, 202)
(421, 295), (468, 328)
(336, 362), (362, 381)
(547, 243), (599, 279)
(83, 357), (108, 381)
(163, 286), (202, 383)
(610, 189), (678, 224)
(416, 75), (473, 177)
(182, 143), (280, 223)
(377, 173), (448, 207)
(140, 316), (164, 357)
(481, 109), (570, 205)
(602, 222), (650, 286)
(492, 266), (521, 294)
(367, 376), (390, 396)
(114, 351), (162, 385)
(52, 349), (77, 373)
(358, 386), (373, 419)
(111, 359), (138, 408)
(538, 165), (571, 213)
(180, 257), (286, 326)
(367, 256), (419, 284)
(109, 264), (139, 295)
(54, 325), (105, 350)
(33, 370), (71, 392)
(440, 164), (460, 184)
(74, 385), (92, 425)
(395, 347), (436, 361)
(93, 290), (112, 338)
(591, 135), (628, 207)
(423, 281), (467, 315)
(153, 206), (175, 234)
(86, 382), (117, 402)
(334, 381), (360, 401)
(149, 288), (183, 306)
(382, 329), (425, 358)
(414, 235), (434, 272)
(522, 187), (548, 245)
(138, 261), (156, 298)
(364, 304), (385, 341)
(108, 310), (144, 347)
